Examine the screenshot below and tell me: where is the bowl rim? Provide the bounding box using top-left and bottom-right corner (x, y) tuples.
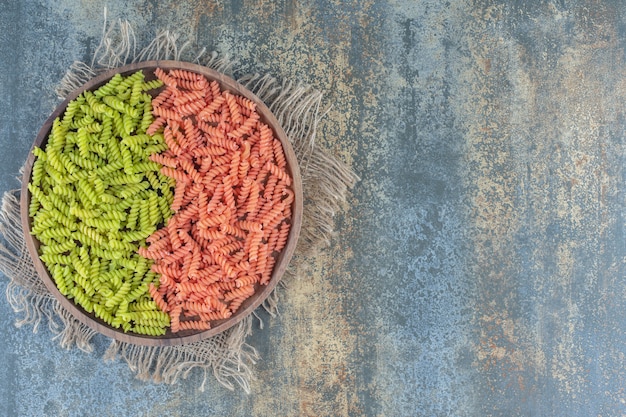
(20, 60), (303, 346)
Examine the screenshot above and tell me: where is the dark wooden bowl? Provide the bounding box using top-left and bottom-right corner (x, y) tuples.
(20, 61), (303, 346)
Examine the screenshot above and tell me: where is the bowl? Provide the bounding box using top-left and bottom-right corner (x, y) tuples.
(20, 61), (303, 346)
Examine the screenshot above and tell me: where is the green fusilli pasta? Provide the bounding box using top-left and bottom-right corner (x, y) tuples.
(130, 325), (167, 336)
(28, 70), (171, 335)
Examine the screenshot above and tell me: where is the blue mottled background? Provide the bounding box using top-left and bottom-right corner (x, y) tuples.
(1, 1), (625, 416)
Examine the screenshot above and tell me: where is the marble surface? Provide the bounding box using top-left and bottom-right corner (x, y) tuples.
(0, 1), (625, 416)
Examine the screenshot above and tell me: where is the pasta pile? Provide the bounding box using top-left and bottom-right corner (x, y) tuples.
(140, 68), (293, 332)
(29, 66), (295, 336)
(29, 70), (173, 335)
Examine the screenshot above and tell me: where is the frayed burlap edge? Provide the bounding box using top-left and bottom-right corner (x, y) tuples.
(0, 12), (358, 393)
